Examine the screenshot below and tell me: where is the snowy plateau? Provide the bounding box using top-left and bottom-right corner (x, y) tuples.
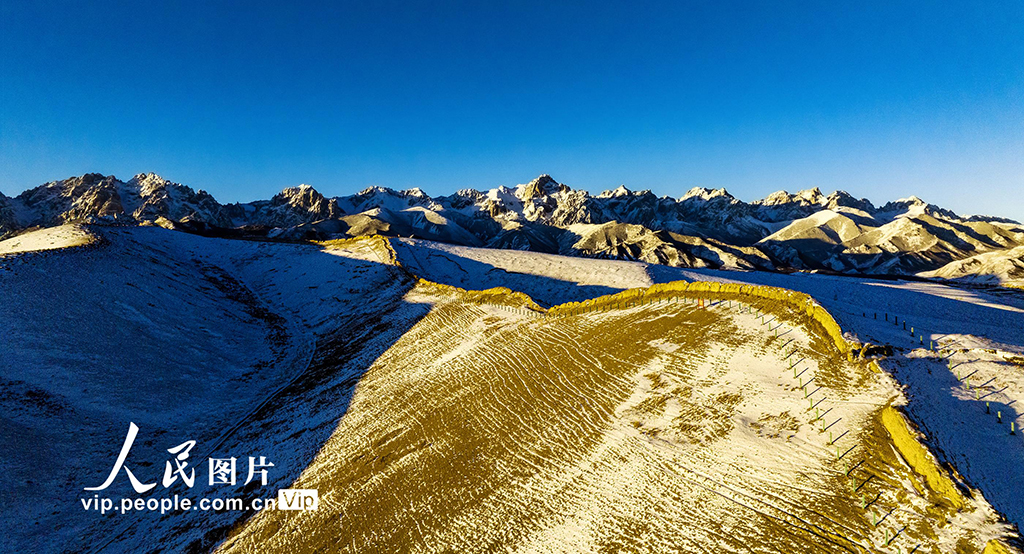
(0, 174), (1023, 553)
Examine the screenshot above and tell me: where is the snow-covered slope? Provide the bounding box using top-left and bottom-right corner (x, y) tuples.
(922, 245), (1024, 287)
(2, 229), (1022, 551)
(760, 201), (1024, 274)
(391, 237), (655, 305)
(0, 226), (418, 552)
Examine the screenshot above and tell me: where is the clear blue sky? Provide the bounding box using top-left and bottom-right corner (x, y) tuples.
(2, 1), (1022, 219)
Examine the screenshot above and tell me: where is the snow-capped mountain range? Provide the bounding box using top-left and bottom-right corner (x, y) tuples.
(3, 172), (1023, 283)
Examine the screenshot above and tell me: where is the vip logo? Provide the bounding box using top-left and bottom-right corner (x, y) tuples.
(277, 489), (319, 511)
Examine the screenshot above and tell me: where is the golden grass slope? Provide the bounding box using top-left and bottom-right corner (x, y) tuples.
(880, 405), (966, 510)
(217, 287), (1010, 553)
(0, 224), (98, 255)
(264, 236), (1016, 553)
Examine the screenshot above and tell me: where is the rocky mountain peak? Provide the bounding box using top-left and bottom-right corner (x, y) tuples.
(796, 187), (824, 204)
(64, 173), (113, 189)
(129, 172), (167, 185)
(824, 190), (875, 212)
(876, 195), (960, 222)
(126, 173), (178, 198)
(680, 187), (735, 202)
(879, 196), (929, 214)
(758, 190), (787, 205)
(276, 184), (326, 206)
(599, 185), (632, 198)
(518, 175), (567, 200)
(356, 185), (397, 197)
(442, 189), (486, 210)
(756, 187), (826, 208)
